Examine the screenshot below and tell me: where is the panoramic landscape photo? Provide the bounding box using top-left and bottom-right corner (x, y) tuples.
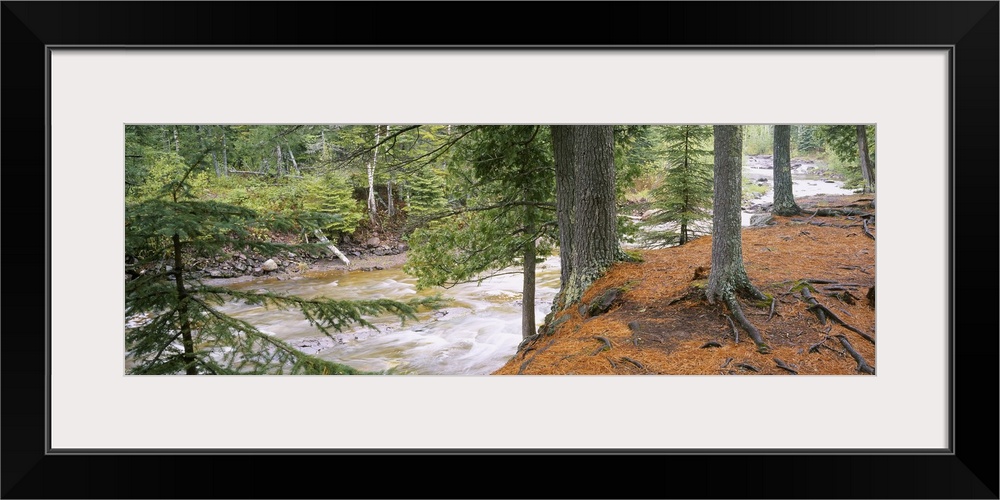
(125, 124), (876, 375)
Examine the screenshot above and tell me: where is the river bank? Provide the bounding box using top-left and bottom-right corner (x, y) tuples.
(496, 193), (876, 375)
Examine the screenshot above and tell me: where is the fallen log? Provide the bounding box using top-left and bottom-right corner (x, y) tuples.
(313, 229), (350, 265)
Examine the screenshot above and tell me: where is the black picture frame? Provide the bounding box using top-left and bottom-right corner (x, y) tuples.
(3, 2), (997, 498)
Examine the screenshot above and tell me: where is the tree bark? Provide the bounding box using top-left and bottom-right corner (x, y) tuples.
(387, 179), (395, 217)
(706, 125), (766, 304)
(772, 125), (801, 215)
(221, 132), (228, 176)
(172, 233), (198, 375)
(564, 125), (619, 305)
(857, 125), (875, 194)
(680, 127), (691, 244)
(550, 125), (576, 298)
(286, 143), (299, 175)
(522, 220), (537, 340)
(368, 126), (380, 224)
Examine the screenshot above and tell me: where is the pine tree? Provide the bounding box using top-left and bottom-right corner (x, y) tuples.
(705, 125), (771, 354)
(125, 147), (430, 375)
(404, 126), (556, 339)
(642, 125), (714, 246)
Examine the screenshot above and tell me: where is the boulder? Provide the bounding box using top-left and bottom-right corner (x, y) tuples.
(749, 214), (775, 227)
(586, 288), (623, 317)
(261, 259), (278, 271)
(366, 237), (381, 248)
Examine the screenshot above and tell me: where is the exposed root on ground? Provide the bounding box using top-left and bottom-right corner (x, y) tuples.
(836, 334), (875, 374)
(724, 295), (770, 354)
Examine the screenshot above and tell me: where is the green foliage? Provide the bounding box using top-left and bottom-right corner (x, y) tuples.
(641, 126), (714, 247)
(614, 125), (658, 198)
(404, 165), (449, 220)
(404, 126), (556, 289)
(792, 125), (823, 155)
(124, 139), (428, 375)
(301, 173), (364, 236)
(819, 125), (876, 190)
(743, 125), (773, 155)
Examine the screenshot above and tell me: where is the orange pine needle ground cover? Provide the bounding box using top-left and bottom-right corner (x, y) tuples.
(494, 194), (876, 375)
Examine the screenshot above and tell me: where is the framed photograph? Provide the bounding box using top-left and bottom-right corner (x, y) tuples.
(4, 2), (996, 498)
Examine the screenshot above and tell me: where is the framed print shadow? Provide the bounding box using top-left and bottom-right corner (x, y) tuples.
(3, 2), (997, 499)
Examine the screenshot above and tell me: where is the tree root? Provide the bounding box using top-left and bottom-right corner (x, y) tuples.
(794, 220), (862, 229)
(800, 287), (826, 324)
(767, 296), (777, 322)
(518, 340), (554, 374)
(803, 208), (869, 217)
(701, 341), (722, 348)
(721, 357), (733, 369)
(606, 357), (618, 369)
(590, 336), (612, 356)
(621, 356), (645, 371)
(724, 295), (769, 354)
(835, 334), (875, 374)
(862, 218), (875, 240)
(806, 300), (875, 345)
(726, 316), (739, 344)
(517, 334), (540, 354)
(735, 362), (759, 372)
(773, 358), (798, 374)
(808, 337), (844, 356)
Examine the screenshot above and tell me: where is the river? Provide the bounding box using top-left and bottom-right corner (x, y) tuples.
(215, 256), (562, 375)
(207, 162), (854, 376)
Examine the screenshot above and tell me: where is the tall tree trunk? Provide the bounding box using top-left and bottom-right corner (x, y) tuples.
(522, 218), (537, 340)
(172, 233), (198, 375)
(276, 144), (284, 176)
(564, 125), (619, 305)
(550, 125), (576, 303)
(368, 126), (380, 225)
(286, 143), (299, 175)
(221, 133), (228, 176)
(387, 179), (394, 217)
(857, 125), (875, 194)
(173, 127), (181, 154)
(680, 127), (691, 245)
(706, 125), (766, 305)
(771, 125), (801, 215)
(385, 127), (393, 217)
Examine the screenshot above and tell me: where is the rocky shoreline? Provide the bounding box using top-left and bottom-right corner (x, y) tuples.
(184, 235), (411, 285)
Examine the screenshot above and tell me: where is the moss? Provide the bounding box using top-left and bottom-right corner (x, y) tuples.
(622, 249), (645, 263)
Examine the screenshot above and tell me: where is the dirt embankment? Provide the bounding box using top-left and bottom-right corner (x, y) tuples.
(496, 194), (876, 376)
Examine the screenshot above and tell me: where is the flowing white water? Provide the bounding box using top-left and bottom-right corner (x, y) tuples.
(741, 165), (856, 226)
(215, 256), (562, 375)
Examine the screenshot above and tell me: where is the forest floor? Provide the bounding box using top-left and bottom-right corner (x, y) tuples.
(494, 194), (876, 376)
